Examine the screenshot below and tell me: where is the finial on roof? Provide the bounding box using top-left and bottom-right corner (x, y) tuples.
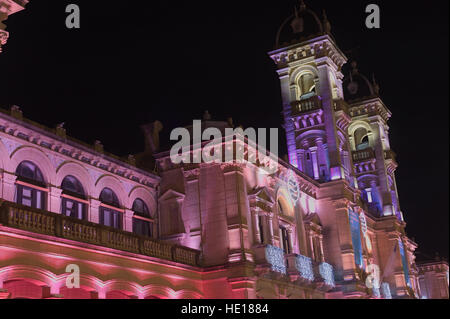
(351, 61), (358, 75)
(435, 252), (441, 261)
(203, 110), (211, 121)
(372, 73), (380, 95)
(299, 0), (306, 11)
(323, 9), (331, 33)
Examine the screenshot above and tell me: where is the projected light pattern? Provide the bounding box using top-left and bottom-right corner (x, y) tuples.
(295, 254), (314, 281)
(319, 262), (335, 287)
(265, 245), (287, 274)
(349, 209), (364, 269)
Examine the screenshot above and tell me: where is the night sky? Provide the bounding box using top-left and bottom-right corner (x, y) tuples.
(0, 0), (448, 260)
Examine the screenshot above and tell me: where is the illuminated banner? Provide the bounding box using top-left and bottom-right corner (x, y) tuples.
(398, 239), (411, 287)
(349, 209), (364, 269)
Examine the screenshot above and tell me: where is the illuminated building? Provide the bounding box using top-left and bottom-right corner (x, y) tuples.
(0, 0), (447, 299)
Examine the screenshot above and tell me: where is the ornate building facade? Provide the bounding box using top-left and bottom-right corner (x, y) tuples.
(0, 0), (447, 299)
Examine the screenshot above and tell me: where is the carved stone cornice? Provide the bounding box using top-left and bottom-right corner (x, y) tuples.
(182, 167), (200, 182)
(220, 162), (244, 174)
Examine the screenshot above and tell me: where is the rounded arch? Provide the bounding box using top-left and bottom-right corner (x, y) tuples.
(8, 146), (56, 185)
(348, 121), (374, 151)
(0, 138), (10, 171)
(94, 175), (127, 207)
(3, 279), (48, 299)
(276, 187), (295, 217)
(103, 280), (141, 299)
(60, 286), (97, 299)
(290, 65), (319, 86)
(0, 265), (55, 288)
(295, 129), (327, 149)
(56, 161), (94, 197)
(128, 186), (157, 214)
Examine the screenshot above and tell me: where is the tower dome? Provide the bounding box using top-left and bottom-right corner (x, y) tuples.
(275, 0), (332, 49)
(343, 61), (380, 102)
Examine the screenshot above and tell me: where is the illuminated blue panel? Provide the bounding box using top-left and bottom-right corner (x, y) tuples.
(349, 209), (364, 269)
(398, 239), (411, 287)
(381, 282), (392, 299)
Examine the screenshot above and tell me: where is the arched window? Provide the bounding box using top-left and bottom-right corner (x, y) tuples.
(277, 197), (294, 255)
(132, 198), (154, 237)
(15, 161), (46, 209)
(99, 188), (122, 229)
(61, 175), (86, 220)
(354, 127), (370, 151)
(298, 73), (316, 98)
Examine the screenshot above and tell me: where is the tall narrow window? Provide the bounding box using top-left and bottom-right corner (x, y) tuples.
(99, 188), (122, 229)
(258, 215), (265, 244)
(61, 175), (86, 220)
(365, 188), (373, 203)
(280, 225), (291, 254)
(15, 161), (46, 210)
(132, 198), (153, 237)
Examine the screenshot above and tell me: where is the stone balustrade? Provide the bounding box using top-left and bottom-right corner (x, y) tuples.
(291, 95), (322, 115)
(352, 148), (375, 162)
(0, 200), (200, 267)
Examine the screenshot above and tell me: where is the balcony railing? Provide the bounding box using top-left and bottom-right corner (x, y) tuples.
(291, 95), (322, 115)
(317, 262), (335, 288)
(253, 244), (287, 274)
(286, 254), (315, 282)
(352, 148), (375, 162)
(0, 201), (200, 267)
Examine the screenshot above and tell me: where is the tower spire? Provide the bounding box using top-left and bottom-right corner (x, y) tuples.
(372, 73), (380, 95)
(299, 0), (306, 11)
(323, 9), (331, 34)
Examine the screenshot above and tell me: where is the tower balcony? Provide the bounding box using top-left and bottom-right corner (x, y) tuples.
(352, 148), (375, 163)
(291, 95), (322, 115)
(0, 201), (200, 267)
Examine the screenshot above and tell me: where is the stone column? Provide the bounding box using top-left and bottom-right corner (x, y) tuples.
(309, 146), (319, 180)
(317, 62), (343, 180)
(297, 149), (305, 172)
(124, 209), (134, 232)
(267, 214), (274, 245)
(89, 199), (101, 224)
(319, 235), (325, 262)
(48, 186), (62, 214)
(287, 227), (295, 254)
(253, 210), (261, 244)
(309, 231), (315, 260)
(1, 171), (16, 202)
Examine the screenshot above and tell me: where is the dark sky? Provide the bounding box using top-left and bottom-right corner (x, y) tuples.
(0, 0), (448, 260)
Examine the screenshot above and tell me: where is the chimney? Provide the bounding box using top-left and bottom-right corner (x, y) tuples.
(141, 120), (163, 154)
